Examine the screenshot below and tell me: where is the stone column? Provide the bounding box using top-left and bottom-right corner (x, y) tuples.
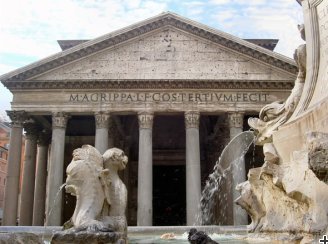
(185, 111), (201, 225)
(33, 131), (51, 226)
(2, 110), (27, 226)
(45, 112), (69, 226)
(19, 120), (38, 225)
(108, 120), (115, 148)
(95, 112), (110, 154)
(137, 112), (153, 226)
(228, 112), (248, 225)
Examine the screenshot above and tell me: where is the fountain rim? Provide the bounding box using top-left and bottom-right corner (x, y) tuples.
(0, 225), (248, 235)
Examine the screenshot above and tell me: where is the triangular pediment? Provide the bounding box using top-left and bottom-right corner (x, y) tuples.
(0, 12), (297, 83)
(31, 27), (295, 81)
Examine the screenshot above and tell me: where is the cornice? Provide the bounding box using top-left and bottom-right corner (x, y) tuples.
(0, 13), (297, 83)
(3, 79), (294, 90)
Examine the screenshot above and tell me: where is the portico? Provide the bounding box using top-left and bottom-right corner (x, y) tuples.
(0, 12), (297, 226)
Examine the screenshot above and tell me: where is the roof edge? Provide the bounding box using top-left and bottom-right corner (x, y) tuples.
(0, 12), (297, 82)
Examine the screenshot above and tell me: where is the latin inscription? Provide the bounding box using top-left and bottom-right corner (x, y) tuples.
(69, 92), (269, 103)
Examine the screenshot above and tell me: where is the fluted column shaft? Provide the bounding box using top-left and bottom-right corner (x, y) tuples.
(45, 112), (69, 226)
(33, 131), (50, 226)
(185, 111), (201, 225)
(2, 111), (27, 226)
(137, 112), (153, 226)
(95, 112), (110, 154)
(228, 112), (247, 225)
(19, 120), (38, 225)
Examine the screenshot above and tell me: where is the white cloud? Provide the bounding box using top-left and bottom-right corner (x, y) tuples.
(209, 1), (303, 57)
(209, 0), (266, 6)
(0, 0), (169, 60)
(123, 0), (142, 9)
(209, 0), (230, 5)
(214, 10), (237, 23)
(0, 83), (12, 113)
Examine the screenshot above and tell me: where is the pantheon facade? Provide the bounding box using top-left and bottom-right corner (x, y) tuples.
(0, 12), (297, 227)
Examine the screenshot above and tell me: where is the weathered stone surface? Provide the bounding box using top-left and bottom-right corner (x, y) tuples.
(51, 230), (123, 244)
(237, 148), (328, 233)
(34, 28), (294, 81)
(61, 145), (128, 242)
(0, 232), (42, 244)
(7, 24), (295, 114)
(11, 89), (290, 114)
(240, 2), (328, 234)
(248, 24), (306, 145)
(307, 0), (328, 108)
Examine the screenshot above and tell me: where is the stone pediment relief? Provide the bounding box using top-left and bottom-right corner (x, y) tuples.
(31, 28), (295, 82)
(0, 12), (297, 84)
(30, 27), (294, 80)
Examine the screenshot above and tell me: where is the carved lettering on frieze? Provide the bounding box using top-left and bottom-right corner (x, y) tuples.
(68, 92), (269, 104)
(185, 111), (200, 129)
(138, 112), (154, 129)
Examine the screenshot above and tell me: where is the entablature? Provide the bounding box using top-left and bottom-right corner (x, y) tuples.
(3, 79), (294, 90)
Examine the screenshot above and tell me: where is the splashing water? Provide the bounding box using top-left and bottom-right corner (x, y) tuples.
(46, 183), (67, 222)
(197, 131), (255, 225)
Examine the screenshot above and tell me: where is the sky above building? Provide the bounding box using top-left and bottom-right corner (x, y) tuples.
(0, 0), (304, 119)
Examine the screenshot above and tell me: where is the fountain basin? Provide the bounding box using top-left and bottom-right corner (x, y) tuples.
(0, 225), (253, 243)
(128, 226), (249, 244)
(0, 225), (321, 243)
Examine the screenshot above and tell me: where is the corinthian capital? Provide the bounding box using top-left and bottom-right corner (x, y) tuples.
(38, 130), (51, 146)
(228, 112), (244, 128)
(6, 110), (27, 128)
(52, 112), (70, 129)
(24, 119), (39, 141)
(138, 112), (154, 129)
(185, 111), (200, 129)
(95, 112), (110, 129)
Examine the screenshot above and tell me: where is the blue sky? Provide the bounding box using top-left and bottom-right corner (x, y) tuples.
(0, 0), (304, 120)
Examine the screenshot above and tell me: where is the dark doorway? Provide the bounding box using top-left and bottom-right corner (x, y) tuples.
(153, 165), (186, 226)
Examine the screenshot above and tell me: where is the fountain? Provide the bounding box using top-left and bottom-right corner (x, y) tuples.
(233, 1), (328, 242)
(1, 1), (327, 243)
(198, 1), (328, 242)
(197, 131), (255, 225)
